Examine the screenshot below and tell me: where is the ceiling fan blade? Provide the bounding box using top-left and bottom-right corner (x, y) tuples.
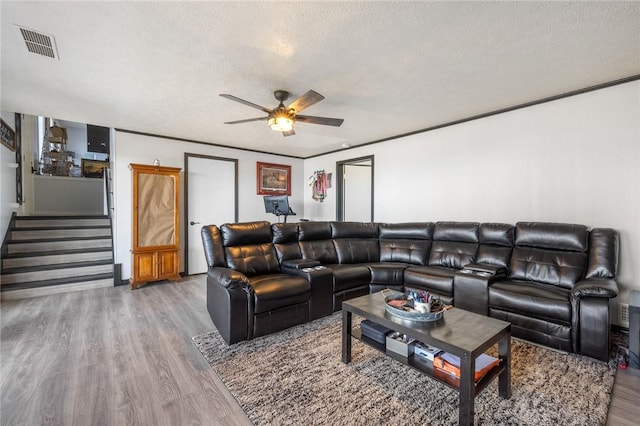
(223, 117), (268, 125)
(288, 90), (325, 113)
(282, 129), (295, 137)
(220, 94), (272, 113)
(296, 115), (344, 127)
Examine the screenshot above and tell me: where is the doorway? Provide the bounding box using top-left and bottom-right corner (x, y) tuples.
(336, 155), (374, 222)
(184, 153), (238, 275)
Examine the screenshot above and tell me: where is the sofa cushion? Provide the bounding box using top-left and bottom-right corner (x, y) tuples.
(379, 222), (434, 240)
(221, 221), (272, 246)
(249, 274), (311, 314)
(331, 222), (378, 238)
(479, 223), (515, 246)
(515, 222), (588, 252)
(299, 221), (332, 240)
(334, 238), (380, 263)
(225, 243), (280, 276)
(428, 241), (477, 269)
(324, 264), (371, 292)
(475, 223), (514, 268)
(508, 247), (586, 289)
(403, 265), (456, 297)
(271, 223), (299, 243)
(379, 239), (430, 265)
(489, 280), (571, 324)
(428, 222), (479, 269)
(299, 240), (338, 264)
(433, 221), (479, 242)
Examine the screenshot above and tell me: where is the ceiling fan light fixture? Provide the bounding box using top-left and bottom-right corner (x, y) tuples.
(268, 108), (295, 132)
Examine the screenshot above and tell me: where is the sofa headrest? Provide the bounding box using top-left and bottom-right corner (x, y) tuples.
(586, 228), (619, 278)
(271, 223), (299, 243)
(221, 221), (272, 247)
(479, 223), (514, 247)
(200, 225), (226, 267)
(379, 222), (434, 240)
(515, 222), (588, 252)
(331, 222), (378, 239)
(299, 222), (332, 241)
(433, 222), (479, 243)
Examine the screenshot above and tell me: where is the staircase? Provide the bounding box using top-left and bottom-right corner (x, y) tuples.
(1, 215), (114, 300)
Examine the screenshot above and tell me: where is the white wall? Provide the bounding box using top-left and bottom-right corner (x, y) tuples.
(112, 131), (304, 281)
(1, 111), (18, 245)
(304, 81), (640, 324)
(33, 175), (104, 215)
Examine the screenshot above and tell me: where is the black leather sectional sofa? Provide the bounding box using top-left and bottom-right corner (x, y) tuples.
(201, 220), (619, 361)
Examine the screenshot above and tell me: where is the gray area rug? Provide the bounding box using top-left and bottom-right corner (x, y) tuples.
(193, 313), (616, 425)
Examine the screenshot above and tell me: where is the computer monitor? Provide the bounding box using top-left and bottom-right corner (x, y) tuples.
(263, 195), (296, 222)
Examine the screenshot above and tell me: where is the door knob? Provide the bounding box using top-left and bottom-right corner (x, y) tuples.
(190, 221), (201, 225)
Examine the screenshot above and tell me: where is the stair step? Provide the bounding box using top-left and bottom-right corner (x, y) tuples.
(2, 249), (113, 269)
(0, 274), (114, 300)
(14, 217), (110, 228)
(7, 238), (112, 254)
(11, 227), (111, 240)
(1, 262), (113, 285)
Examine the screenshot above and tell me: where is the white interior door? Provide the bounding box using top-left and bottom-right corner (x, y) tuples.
(343, 160), (373, 222)
(186, 155), (237, 275)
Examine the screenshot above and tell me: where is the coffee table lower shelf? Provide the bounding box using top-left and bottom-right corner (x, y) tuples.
(352, 327), (506, 396)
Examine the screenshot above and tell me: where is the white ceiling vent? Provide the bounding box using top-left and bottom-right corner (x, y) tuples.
(15, 25), (59, 59)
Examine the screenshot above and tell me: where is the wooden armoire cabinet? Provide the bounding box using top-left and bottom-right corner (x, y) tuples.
(129, 163), (182, 289)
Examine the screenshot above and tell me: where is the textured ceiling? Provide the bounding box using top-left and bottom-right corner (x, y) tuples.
(2, 1), (639, 158)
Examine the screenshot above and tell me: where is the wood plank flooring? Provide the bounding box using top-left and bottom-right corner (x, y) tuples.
(1, 274), (638, 425)
(1, 275), (250, 426)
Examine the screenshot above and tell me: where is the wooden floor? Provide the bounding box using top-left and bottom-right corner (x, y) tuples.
(1, 275), (638, 425)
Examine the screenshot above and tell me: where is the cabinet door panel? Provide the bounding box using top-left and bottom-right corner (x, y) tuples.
(133, 252), (157, 282)
(158, 251), (178, 279)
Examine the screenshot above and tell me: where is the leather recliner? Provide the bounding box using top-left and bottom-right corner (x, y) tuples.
(202, 221), (315, 344)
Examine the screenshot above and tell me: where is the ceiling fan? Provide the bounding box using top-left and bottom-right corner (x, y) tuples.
(219, 89), (344, 137)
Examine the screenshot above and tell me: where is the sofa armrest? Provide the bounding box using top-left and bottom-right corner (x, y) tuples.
(571, 278), (619, 299)
(281, 259), (321, 269)
(206, 267), (251, 344)
(462, 263), (507, 276)
(208, 267), (251, 290)
(282, 265), (333, 319)
(454, 268), (505, 316)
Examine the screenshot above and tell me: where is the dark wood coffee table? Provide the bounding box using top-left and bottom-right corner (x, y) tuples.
(342, 292), (511, 426)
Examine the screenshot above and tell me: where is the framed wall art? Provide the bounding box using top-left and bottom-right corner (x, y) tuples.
(82, 159), (110, 178)
(257, 162), (291, 195)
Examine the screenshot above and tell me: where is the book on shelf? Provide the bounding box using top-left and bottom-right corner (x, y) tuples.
(433, 352), (500, 382)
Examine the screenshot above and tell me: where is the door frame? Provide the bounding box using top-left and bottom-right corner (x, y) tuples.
(183, 152), (238, 275)
(336, 155), (374, 222)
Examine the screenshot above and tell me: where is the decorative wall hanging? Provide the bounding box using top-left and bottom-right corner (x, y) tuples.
(257, 162), (291, 195)
(308, 170), (331, 202)
(0, 118), (16, 151)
